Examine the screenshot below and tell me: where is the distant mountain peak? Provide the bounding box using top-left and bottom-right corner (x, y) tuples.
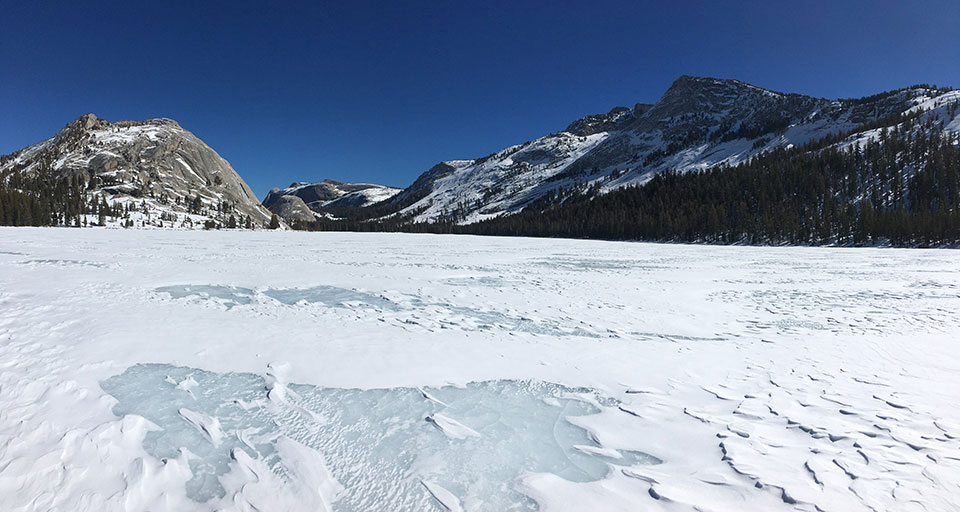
(668, 75), (782, 94)
(263, 179), (401, 221)
(72, 112), (102, 128)
(653, 75), (783, 111)
(53, 113), (110, 144)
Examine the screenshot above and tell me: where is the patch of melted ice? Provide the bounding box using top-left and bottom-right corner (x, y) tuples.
(154, 285), (255, 310)
(101, 364), (659, 511)
(155, 285), (398, 311)
(263, 286), (399, 310)
(20, 259), (107, 268)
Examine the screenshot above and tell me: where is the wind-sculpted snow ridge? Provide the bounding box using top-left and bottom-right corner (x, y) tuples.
(1, 228), (960, 511)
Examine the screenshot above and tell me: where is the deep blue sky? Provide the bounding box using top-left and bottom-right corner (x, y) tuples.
(3, 1), (959, 198)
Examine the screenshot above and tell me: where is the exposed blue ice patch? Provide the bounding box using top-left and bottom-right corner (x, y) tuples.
(263, 285), (399, 310)
(154, 285), (255, 309)
(155, 285), (398, 311)
(101, 364), (659, 511)
(19, 259), (107, 268)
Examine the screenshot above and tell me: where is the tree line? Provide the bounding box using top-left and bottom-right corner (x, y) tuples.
(294, 116), (960, 247)
(0, 159), (259, 229)
(459, 124), (960, 246)
(5, 110), (959, 246)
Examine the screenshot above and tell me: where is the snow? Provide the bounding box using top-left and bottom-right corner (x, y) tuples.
(176, 156), (193, 172)
(382, 86), (959, 226)
(178, 408), (225, 447)
(1, 116), (275, 230)
(907, 89), (960, 116)
(406, 132), (610, 223)
(421, 480), (464, 512)
(326, 185), (402, 206)
(424, 413), (481, 439)
(93, 124), (166, 145)
(1, 228), (960, 511)
(274, 181), (402, 209)
(837, 90), (960, 153)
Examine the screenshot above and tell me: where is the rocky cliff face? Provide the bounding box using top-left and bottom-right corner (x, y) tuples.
(264, 195), (316, 223)
(564, 104), (651, 136)
(262, 179), (400, 220)
(1, 113), (275, 228)
(344, 76), (955, 225)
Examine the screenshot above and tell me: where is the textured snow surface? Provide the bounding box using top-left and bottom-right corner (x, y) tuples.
(1, 228), (960, 511)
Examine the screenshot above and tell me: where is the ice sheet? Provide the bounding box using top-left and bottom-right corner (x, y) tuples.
(101, 363), (657, 510)
(1, 228), (959, 511)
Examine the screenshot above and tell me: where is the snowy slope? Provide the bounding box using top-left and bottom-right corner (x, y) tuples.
(837, 89), (960, 151)
(363, 76), (958, 224)
(1, 229), (959, 511)
(0, 113), (276, 229)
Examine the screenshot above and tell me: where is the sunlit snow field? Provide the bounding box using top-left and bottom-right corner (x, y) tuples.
(1, 228), (959, 511)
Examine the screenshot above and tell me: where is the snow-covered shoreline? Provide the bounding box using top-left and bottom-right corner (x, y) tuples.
(1, 228), (958, 511)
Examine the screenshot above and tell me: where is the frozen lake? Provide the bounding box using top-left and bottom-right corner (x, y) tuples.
(1, 228), (959, 511)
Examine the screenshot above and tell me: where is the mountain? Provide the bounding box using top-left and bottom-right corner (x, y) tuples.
(0, 114), (275, 228)
(262, 194), (317, 223)
(326, 76), (958, 225)
(4, 76), (958, 243)
(459, 116), (960, 246)
(262, 180), (401, 221)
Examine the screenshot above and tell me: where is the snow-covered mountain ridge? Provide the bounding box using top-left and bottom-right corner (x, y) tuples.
(262, 180), (401, 222)
(331, 76), (958, 225)
(0, 113), (275, 228)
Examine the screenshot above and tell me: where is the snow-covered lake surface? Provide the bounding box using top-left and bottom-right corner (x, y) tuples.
(1, 228), (959, 511)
